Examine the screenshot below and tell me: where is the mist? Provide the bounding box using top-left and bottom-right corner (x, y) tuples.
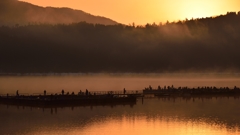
(1, 12), (240, 73)
(1, 74), (240, 94)
(1, 2), (240, 135)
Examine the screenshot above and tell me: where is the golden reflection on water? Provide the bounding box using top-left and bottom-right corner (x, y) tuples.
(1, 95), (239, 135)
(30, 116), (239, 135)
(83, 118), (238, 135)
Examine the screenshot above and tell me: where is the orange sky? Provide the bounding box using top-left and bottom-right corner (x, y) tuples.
(20, 0), (240, 25)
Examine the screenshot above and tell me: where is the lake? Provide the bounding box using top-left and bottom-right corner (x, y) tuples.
(0, 96), (239, 135)
(0, 74), (240, 135)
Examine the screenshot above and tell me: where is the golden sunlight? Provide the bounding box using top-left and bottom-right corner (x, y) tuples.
(166, 1), (231, 21)
(52, 116), (231, 135)
(179, 1), (213, 19)
(20, 0), (240, 24)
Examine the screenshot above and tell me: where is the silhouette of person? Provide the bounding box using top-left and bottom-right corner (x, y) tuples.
(16, 90), (19, 96)
(86, 89), (88, 96)
(123, 88), (126, 94)
(44, 90), (46, 96)
(149, 85), (152, 90)
(62, 89), (64, 95)
(80, 90), (82, 95)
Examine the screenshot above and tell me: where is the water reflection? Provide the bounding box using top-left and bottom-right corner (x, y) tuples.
(0, 96), (239, 135)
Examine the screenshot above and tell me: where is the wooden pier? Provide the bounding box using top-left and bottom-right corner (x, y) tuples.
(143, 85), (240, 97)
(1, 85), (240, 107)
(0, 90), (140, 107)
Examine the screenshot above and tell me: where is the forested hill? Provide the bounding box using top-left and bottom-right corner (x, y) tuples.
(1, 12), (240, 73)
(0, 0), (118, 26)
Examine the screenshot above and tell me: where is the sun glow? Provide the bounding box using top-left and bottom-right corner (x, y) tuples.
(180, 1), (213, 19)
(34, 116), (236, 135)
(176, 0), (239, 20)
(19, 0), (240, 24)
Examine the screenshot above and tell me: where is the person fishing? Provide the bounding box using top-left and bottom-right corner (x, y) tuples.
(16, 90), (19, 96)
(44, 90), (46, 96)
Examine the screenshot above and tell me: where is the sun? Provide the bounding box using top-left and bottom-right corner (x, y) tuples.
(181, 0), (213, 18)
(18, 0), (240, 24)
(180, 1), (214, 19)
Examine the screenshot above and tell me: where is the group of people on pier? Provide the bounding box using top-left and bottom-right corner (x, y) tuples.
(13, 87), (130, 97)
(143, 85), (240, 95)
(12, 85), (240, 98)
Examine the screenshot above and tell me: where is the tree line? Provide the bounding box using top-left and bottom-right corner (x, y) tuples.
(1, 12), (240, 73)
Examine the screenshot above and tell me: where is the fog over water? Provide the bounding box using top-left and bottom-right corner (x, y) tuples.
(1, 73), (240, 135)
(1, 2), (240, 135)
(1, 12), (240, 73)
(1, 73), (240, 94)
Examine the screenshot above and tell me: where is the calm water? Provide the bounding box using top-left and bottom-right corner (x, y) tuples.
(0, 96), (239, 135)
(0, 75), (240, 135)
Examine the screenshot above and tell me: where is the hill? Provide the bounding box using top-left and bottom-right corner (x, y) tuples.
(0, 0), (118, 26)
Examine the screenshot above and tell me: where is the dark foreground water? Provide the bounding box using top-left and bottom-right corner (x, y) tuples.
(0, 96), (239, 135)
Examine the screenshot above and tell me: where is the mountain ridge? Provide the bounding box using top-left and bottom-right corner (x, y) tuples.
(0, 0), (118, 26)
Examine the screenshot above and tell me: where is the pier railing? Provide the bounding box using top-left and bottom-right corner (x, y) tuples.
(1, 86), (240, 97)
(0, 90), (142, 97)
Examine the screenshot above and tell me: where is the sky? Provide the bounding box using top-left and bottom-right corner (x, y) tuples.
(19, 0), (240, 25)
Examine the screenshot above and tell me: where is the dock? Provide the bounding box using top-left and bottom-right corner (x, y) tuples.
(1, 85), (240, 107)
(0, 90), (141, 107)
(143, 85), (240, 97)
